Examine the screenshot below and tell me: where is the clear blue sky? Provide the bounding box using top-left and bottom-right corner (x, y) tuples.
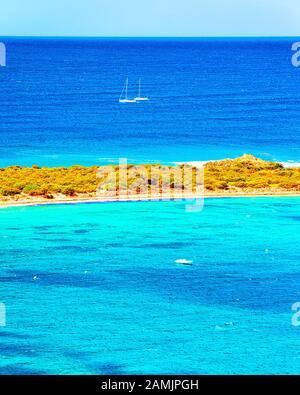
(0, 0), (299, 37)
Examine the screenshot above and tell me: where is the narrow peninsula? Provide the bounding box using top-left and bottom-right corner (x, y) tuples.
(1, 155), (300, 207)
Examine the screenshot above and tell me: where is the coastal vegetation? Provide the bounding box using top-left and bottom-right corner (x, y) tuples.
(204, 154), (300, 192)
(0, 155), (300, 203)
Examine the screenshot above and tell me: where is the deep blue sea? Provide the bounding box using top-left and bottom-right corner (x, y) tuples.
(1, 197), (300, 374)
(0, 38), (300, 166)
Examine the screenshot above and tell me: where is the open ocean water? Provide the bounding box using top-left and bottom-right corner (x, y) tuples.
(0, 38), (300, 374)
(0, 38), (300, 166)
(0, 197), (300, 374)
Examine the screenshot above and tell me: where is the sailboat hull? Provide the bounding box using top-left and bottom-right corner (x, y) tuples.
(119, 99), (137, 103)
(135, 97), (149, 101)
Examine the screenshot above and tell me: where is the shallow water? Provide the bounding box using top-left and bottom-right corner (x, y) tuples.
(0, 197), (300, 374)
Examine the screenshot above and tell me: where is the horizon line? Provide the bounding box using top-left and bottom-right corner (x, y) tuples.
(0, 35), (300, 39)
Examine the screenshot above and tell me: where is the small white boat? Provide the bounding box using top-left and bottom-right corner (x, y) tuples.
(135, 78), (149, 101)
(119, 78), (136, 103)
(174, 259), (193, 266)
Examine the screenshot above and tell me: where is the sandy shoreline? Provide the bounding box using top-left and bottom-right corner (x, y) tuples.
(1, 191), (300, 208)
(1, 155), (300, 209)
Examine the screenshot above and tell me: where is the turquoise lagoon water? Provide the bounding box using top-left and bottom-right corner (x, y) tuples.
(0, 197), (300, 374)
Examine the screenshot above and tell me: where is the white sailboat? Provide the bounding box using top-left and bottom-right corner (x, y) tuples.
(119, 78), (136, 103)
(135, 79), (149, 101)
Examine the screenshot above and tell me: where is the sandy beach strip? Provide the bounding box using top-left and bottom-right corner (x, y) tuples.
(1, 191), (300, 208)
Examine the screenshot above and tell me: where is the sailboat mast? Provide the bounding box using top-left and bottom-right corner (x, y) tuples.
(134, 78), (148, 101)
(126, 78), (128, 99)
(119, 78), (136, 102)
